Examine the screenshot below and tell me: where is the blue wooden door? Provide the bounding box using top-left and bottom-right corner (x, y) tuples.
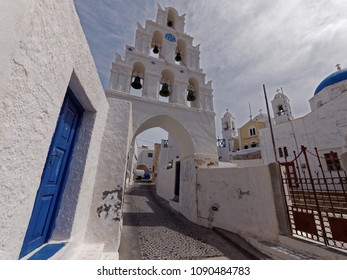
(19, 89), (83, 258)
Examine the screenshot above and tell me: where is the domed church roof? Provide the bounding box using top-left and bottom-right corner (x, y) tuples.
(314, 67), (347, 96)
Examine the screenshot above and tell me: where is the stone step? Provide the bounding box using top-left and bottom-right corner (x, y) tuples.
(213, 228), (271, 260)
(257, 240), (313, 260)
(71, 244), (105, 260)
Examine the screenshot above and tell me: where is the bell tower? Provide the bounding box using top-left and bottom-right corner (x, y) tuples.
(271, 88), (294, 124)
(221, 109), (237, 140)
(108, 4), (213, 110)
(218, 109), (238, 161)
(106, 5), (218, 224)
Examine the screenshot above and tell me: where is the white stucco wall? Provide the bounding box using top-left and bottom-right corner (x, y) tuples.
(0, 0), (111, 259)
(106, 89), (217, 159)
(196, 166), (280, 242)
(261, 91), (347, 165)
(0, 1), (30, 103)
(157, 156), (199, 224)
(156, 140), (178, 201)
(84, 97), (132, 257)
(137, 148), (154, 170)
(106, 90), (217, 158)
(228, 159), (264, 168)
(179, 157), (198, 223)
(156, 164), (176, 201)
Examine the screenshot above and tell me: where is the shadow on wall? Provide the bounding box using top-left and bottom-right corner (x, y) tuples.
(51, 110), (97, 240)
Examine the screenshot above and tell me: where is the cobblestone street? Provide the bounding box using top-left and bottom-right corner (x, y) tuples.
(119, 183), (255, 260)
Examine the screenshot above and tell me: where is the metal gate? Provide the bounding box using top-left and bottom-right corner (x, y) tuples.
(279, 145), (347, 251)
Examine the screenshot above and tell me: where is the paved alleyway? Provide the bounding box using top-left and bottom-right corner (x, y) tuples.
(119, 183), (258, 260)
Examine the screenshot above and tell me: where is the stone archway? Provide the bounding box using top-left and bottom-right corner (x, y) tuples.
(133, 114), (194, 158)
(131, 115), (194, 209)
(106, 90), (218, 223)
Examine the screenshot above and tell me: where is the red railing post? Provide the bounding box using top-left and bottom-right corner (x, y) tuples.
(302, 145), (328, 245)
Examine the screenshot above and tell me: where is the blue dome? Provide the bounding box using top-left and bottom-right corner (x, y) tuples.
(314, 68), (347, 95)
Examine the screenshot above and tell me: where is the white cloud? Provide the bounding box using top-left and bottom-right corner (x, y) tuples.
(74, 0), (347, 142)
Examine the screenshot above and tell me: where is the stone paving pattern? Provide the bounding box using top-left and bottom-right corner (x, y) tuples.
(121, 183), (252, 260)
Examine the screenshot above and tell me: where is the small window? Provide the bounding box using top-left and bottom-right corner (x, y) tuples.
(249, 127), (256, 136)
(148, 153), (153, 158)
(279, 146), (289, 158)
(283, 146), (288, 157)
(278, 147), (283, 158)
(324, 152), (341, 171)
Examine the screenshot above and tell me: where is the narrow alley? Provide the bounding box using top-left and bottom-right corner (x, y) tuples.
(119, 183), (265, 260)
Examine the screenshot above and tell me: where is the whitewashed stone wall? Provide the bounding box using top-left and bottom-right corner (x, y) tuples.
(84, 97), (132, 258)
(260, 91), (347, 165)
(196, 165), (280, 242)
(0, 0), (129, 259)
(106, 89), (217, 159)
(137, 148), (154, 170)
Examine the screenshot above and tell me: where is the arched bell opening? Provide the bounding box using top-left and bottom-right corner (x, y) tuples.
(167, 9), (177, 28)
(130, 62), (145, 97)
(175, 39), (186, 65)
(151, 31), (163, 58)
(187, 77), (199, 108)
(159, 70), (174, 103)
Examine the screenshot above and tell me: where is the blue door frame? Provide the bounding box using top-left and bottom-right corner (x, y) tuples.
(19, 88), (83, 259)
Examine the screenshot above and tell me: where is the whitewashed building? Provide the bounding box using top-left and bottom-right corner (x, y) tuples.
(106, 5), (219, 218)
(0, 1), (131, 259)
(2, 2), (346, 261)
(0, 2), (218, 260)
(137, 146), (155, 171)
(260, 66), (347, 169)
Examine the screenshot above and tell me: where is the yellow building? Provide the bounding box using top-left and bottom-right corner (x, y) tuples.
(238, 119), (266, 150)
(218, 110), (270, 161)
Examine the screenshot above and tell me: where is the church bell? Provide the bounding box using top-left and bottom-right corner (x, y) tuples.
(153, 45), (159, 54)
(131, 76), (142, 90)
(187, 89), (196, 101)
(159, 83), (170, 97)
(175, 52), (182, 62)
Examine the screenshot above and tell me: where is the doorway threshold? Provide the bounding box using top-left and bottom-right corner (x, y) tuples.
(25, 242), (67, 260)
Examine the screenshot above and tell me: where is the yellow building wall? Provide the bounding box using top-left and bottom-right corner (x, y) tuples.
(239, 120), (265, 149)
(234, 138), (239, 151)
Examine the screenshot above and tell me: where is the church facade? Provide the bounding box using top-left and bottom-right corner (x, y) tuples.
(0, 2), (218, 259)
(106, 5), (218, 217)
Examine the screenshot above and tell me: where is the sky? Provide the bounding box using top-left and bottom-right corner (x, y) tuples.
(74, 0), (347, 147)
